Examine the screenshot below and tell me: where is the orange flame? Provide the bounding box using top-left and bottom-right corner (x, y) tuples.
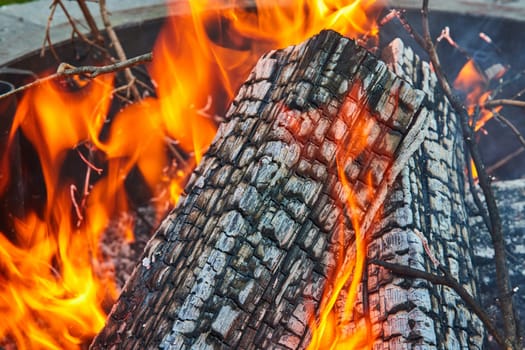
(454, 59), (503, 180)
(0, 75), (116, 349)
(0, 0), (383, 348)
(308, 107), (378, 350)
(453, 59), (502, 131)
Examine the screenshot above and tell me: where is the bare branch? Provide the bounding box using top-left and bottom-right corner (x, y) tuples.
(0, 52), (152, 102)
(99, 0), (141, 100)
(484, 99), (525, 109)
(493, 112), (525, 149)
(76, 0), (104, 44)
(370, 259), (507, 348)
(40, 0), (60, 60)
(420, 1), (518, 347)
(466, 150), (492, 229)
(487, 147), (525, 174)
(58, 52), (153, 78)
(380, 9), (426, 49)
(57, 0), (109, 54)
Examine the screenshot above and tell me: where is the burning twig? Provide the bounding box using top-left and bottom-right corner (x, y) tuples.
(99, 0), (141, 101)
(194, 95), (225, 123)
(370, 259), (506, 348)
(70, 184), (84, 225)
(76, 148), (103, 174)
(72, 145), (100, 227)
(165, 137), (188, 167)
(420, 1), (519, 347)
(0, 52), (152, 102)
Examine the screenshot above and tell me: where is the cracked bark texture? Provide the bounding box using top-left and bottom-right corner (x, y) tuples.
(371, 38), (485, 349)
(90, 30), (429, 349)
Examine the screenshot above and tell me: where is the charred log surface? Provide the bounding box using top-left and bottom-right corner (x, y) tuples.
(469, 179), (525, 344)
(90, 30), (428, 349)
(373, 38), (485, 348)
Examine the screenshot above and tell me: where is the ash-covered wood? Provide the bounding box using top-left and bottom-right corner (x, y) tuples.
(469, 179), (525, 344)
(372, 38), (485, 348)
(90, 30), (429, 349)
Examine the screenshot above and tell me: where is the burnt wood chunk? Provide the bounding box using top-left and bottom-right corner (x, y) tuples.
(90, 30), (429, 349)
(372, 38), (485, 348)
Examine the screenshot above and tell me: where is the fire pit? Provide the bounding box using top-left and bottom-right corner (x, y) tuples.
(0, 1), (524, 349)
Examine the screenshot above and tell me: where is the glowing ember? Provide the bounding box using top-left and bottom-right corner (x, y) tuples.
(0, 0), (384, 348)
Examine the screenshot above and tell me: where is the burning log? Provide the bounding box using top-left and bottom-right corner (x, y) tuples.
(91, 30), (484, 349)
(377, 38), (486, 348)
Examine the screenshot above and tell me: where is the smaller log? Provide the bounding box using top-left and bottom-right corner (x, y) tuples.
(373, 38), (485, 348)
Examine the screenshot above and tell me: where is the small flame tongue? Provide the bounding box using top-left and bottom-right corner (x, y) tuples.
(308, 109), (379, 350)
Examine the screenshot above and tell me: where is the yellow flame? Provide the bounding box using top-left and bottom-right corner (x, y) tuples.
(308, 100), (378, 349)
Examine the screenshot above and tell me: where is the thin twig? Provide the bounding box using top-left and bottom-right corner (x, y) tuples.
(40, 0), (60, 60)
(130, 74), (156, 95)
(56, 0), (108, 55)
(464, 108), (492, 230)
(70, 184), (84, 224)
(381, 9), (427, 49)
(421, 1), (518, 347)
(165, 137), (189, 167)
(484, 99), (525, 109)
(370, 259), (507, 348)
(99, 0), (141, 101)
(493, 113), (525, 149)
(492, 69), (525, 97)
(110, 79), (140, 105)
(436, 26), (486, 80)
(76, 148), (103, 174)
(76, 0), (104, 44)
(0, 52), (152, 102)
(58, 52), (152, 78)
(466, 150), (492, 230)
(486, 147), (525, 174)
(512, 87), (525, 100)
(57, 0), (93, 44)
